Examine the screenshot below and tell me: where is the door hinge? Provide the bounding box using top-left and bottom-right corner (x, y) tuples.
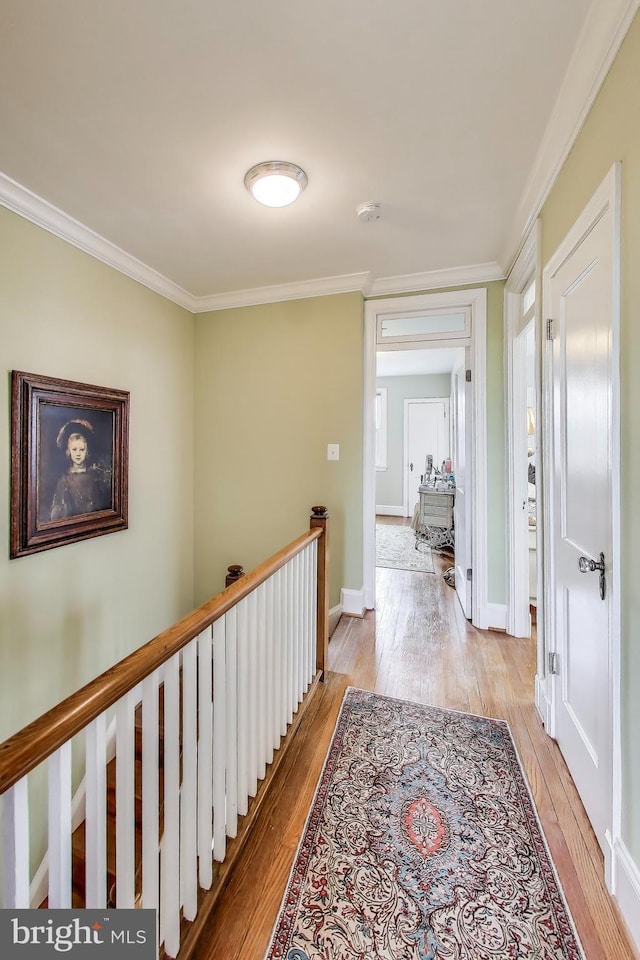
(466, 568), (472, 581)
(546, 318), (554, 341)
(465, 369), (472, 382)
(548, 651), (559, 675)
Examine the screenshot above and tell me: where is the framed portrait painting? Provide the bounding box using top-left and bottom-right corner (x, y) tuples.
(10, 371), (129, 558)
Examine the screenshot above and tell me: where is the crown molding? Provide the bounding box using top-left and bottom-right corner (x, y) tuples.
(0, 172), (199, 312)
(502, 0), (640, 272)
(192, 272), (371, 312)
(0, 173), (504, 313)
(366, 262), (505, 298)
(193, 263), (505, 313)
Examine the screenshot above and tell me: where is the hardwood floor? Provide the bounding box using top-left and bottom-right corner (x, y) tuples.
(191, 532), (638, 960)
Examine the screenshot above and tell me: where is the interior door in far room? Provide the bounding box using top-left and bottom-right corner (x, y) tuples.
(403, 398), (448, 517)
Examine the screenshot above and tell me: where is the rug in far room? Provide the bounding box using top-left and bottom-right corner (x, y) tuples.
(376, 522), (435, 574)
(265, 688), (585, 960)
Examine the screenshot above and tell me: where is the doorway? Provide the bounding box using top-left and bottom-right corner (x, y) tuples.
(364, 289), (491, 628)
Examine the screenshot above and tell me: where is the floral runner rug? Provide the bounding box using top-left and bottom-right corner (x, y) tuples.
(376, 523), (435, 574)
(265, 687), (585, 960)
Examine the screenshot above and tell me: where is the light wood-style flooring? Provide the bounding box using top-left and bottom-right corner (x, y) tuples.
(191, 519), (638, 960)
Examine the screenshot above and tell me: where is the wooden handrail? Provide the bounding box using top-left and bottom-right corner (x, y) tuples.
(0, 514), (327, 795)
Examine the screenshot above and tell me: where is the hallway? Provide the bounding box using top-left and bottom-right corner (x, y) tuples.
(192, 541), (637, 959)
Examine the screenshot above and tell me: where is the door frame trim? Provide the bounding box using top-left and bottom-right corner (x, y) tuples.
(505, 225), (539, 642)
(363, 289), (488, 628)
(402, 397), (450, 517)
(542, 162), (621, 886)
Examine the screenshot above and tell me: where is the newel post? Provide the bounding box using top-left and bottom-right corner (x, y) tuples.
(310, 506), (329, 679)
(225, 564), (245, 587)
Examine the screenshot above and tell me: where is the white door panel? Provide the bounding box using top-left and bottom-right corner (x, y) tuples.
(547, 180), (616, 851)
(404, 399), (448, 517)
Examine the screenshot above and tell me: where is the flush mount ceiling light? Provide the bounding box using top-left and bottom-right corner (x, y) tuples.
(244, 161), (308, 207)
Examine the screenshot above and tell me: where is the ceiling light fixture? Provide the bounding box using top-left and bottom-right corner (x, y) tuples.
(244, 161), (308, 207)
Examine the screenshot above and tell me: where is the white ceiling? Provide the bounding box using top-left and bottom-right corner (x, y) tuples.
(377, 348), (465, 378)
(0, 0), (622, 307)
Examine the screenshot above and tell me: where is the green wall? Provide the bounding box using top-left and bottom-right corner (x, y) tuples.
(540, 11), (640, 862)
(193, 293), (364, 609)
(0, 221), (508, 738)
(0, 206), (195, 743)
(375, 373), (452, 508)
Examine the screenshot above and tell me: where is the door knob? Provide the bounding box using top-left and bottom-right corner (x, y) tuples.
(578, 552), (606, 600)
(409, 462), (414, 471)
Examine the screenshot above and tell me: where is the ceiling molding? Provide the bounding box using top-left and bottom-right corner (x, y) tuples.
(192, 272), (372, 313)
(0, 172), (503, 313)
(367, 262), (505, 298)
(194, 263), (506, 313)
(503, 0), (640, 272)
(0, 171), (199, 312)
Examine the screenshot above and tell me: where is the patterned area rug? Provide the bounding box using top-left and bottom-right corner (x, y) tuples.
(376, 523), (435, 574)
(266, 688), (585, 960)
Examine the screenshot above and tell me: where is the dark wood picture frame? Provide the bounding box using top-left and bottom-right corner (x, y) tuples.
(10, 371), (129, 558)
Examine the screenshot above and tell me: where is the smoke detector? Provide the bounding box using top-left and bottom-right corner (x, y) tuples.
(356, 202), (381, 222)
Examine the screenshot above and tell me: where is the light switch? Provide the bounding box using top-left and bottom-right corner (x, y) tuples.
(327, 443), (340, 461)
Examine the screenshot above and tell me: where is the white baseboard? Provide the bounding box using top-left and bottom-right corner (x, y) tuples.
(376, 505), (405, 517)
(328, 603), (342, 637)
(341, 586), (366, 617)
(612, 838), (640, 953)
(475, 603), (507, 631)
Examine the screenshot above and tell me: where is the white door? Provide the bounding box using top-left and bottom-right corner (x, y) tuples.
(453, 361), (471, 618)
(546, 169), (618, 851)
(404, 399), (448, 517)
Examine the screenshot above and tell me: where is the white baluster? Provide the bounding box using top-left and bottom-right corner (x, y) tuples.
(181, 638), (198, 921)
(236, 599), (249, 817)
(287, 559), (295, 725)
(280, 565), (289, 737)
(265, 576), (275, 766)
(292, 556), (298, 715)
(48, 742), (72, 907)
(115, 691), (136, 908)
(309, 543), (316, 684)
(302, 546), (310, 691)
(312, 541), (318, 677)
(303, 549), (308, 693)
(247, 590), (258, 798)
(142, 669), (160, 912)
(2, 777), (30, 907)
(296, 552), (304, 704)
(225, 606), (238, 839)
(273, 568), (284, 747)
(256, 583), (267, 782)
(161, 655), (181, 957)
(197, 625), (213, 887)
(307, 544), (314, 685)
(85, 714), (107, 907)
(212, 616), (227, 861)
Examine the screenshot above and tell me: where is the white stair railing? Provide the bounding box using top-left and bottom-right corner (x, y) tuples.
(0, 507), (329, 959)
